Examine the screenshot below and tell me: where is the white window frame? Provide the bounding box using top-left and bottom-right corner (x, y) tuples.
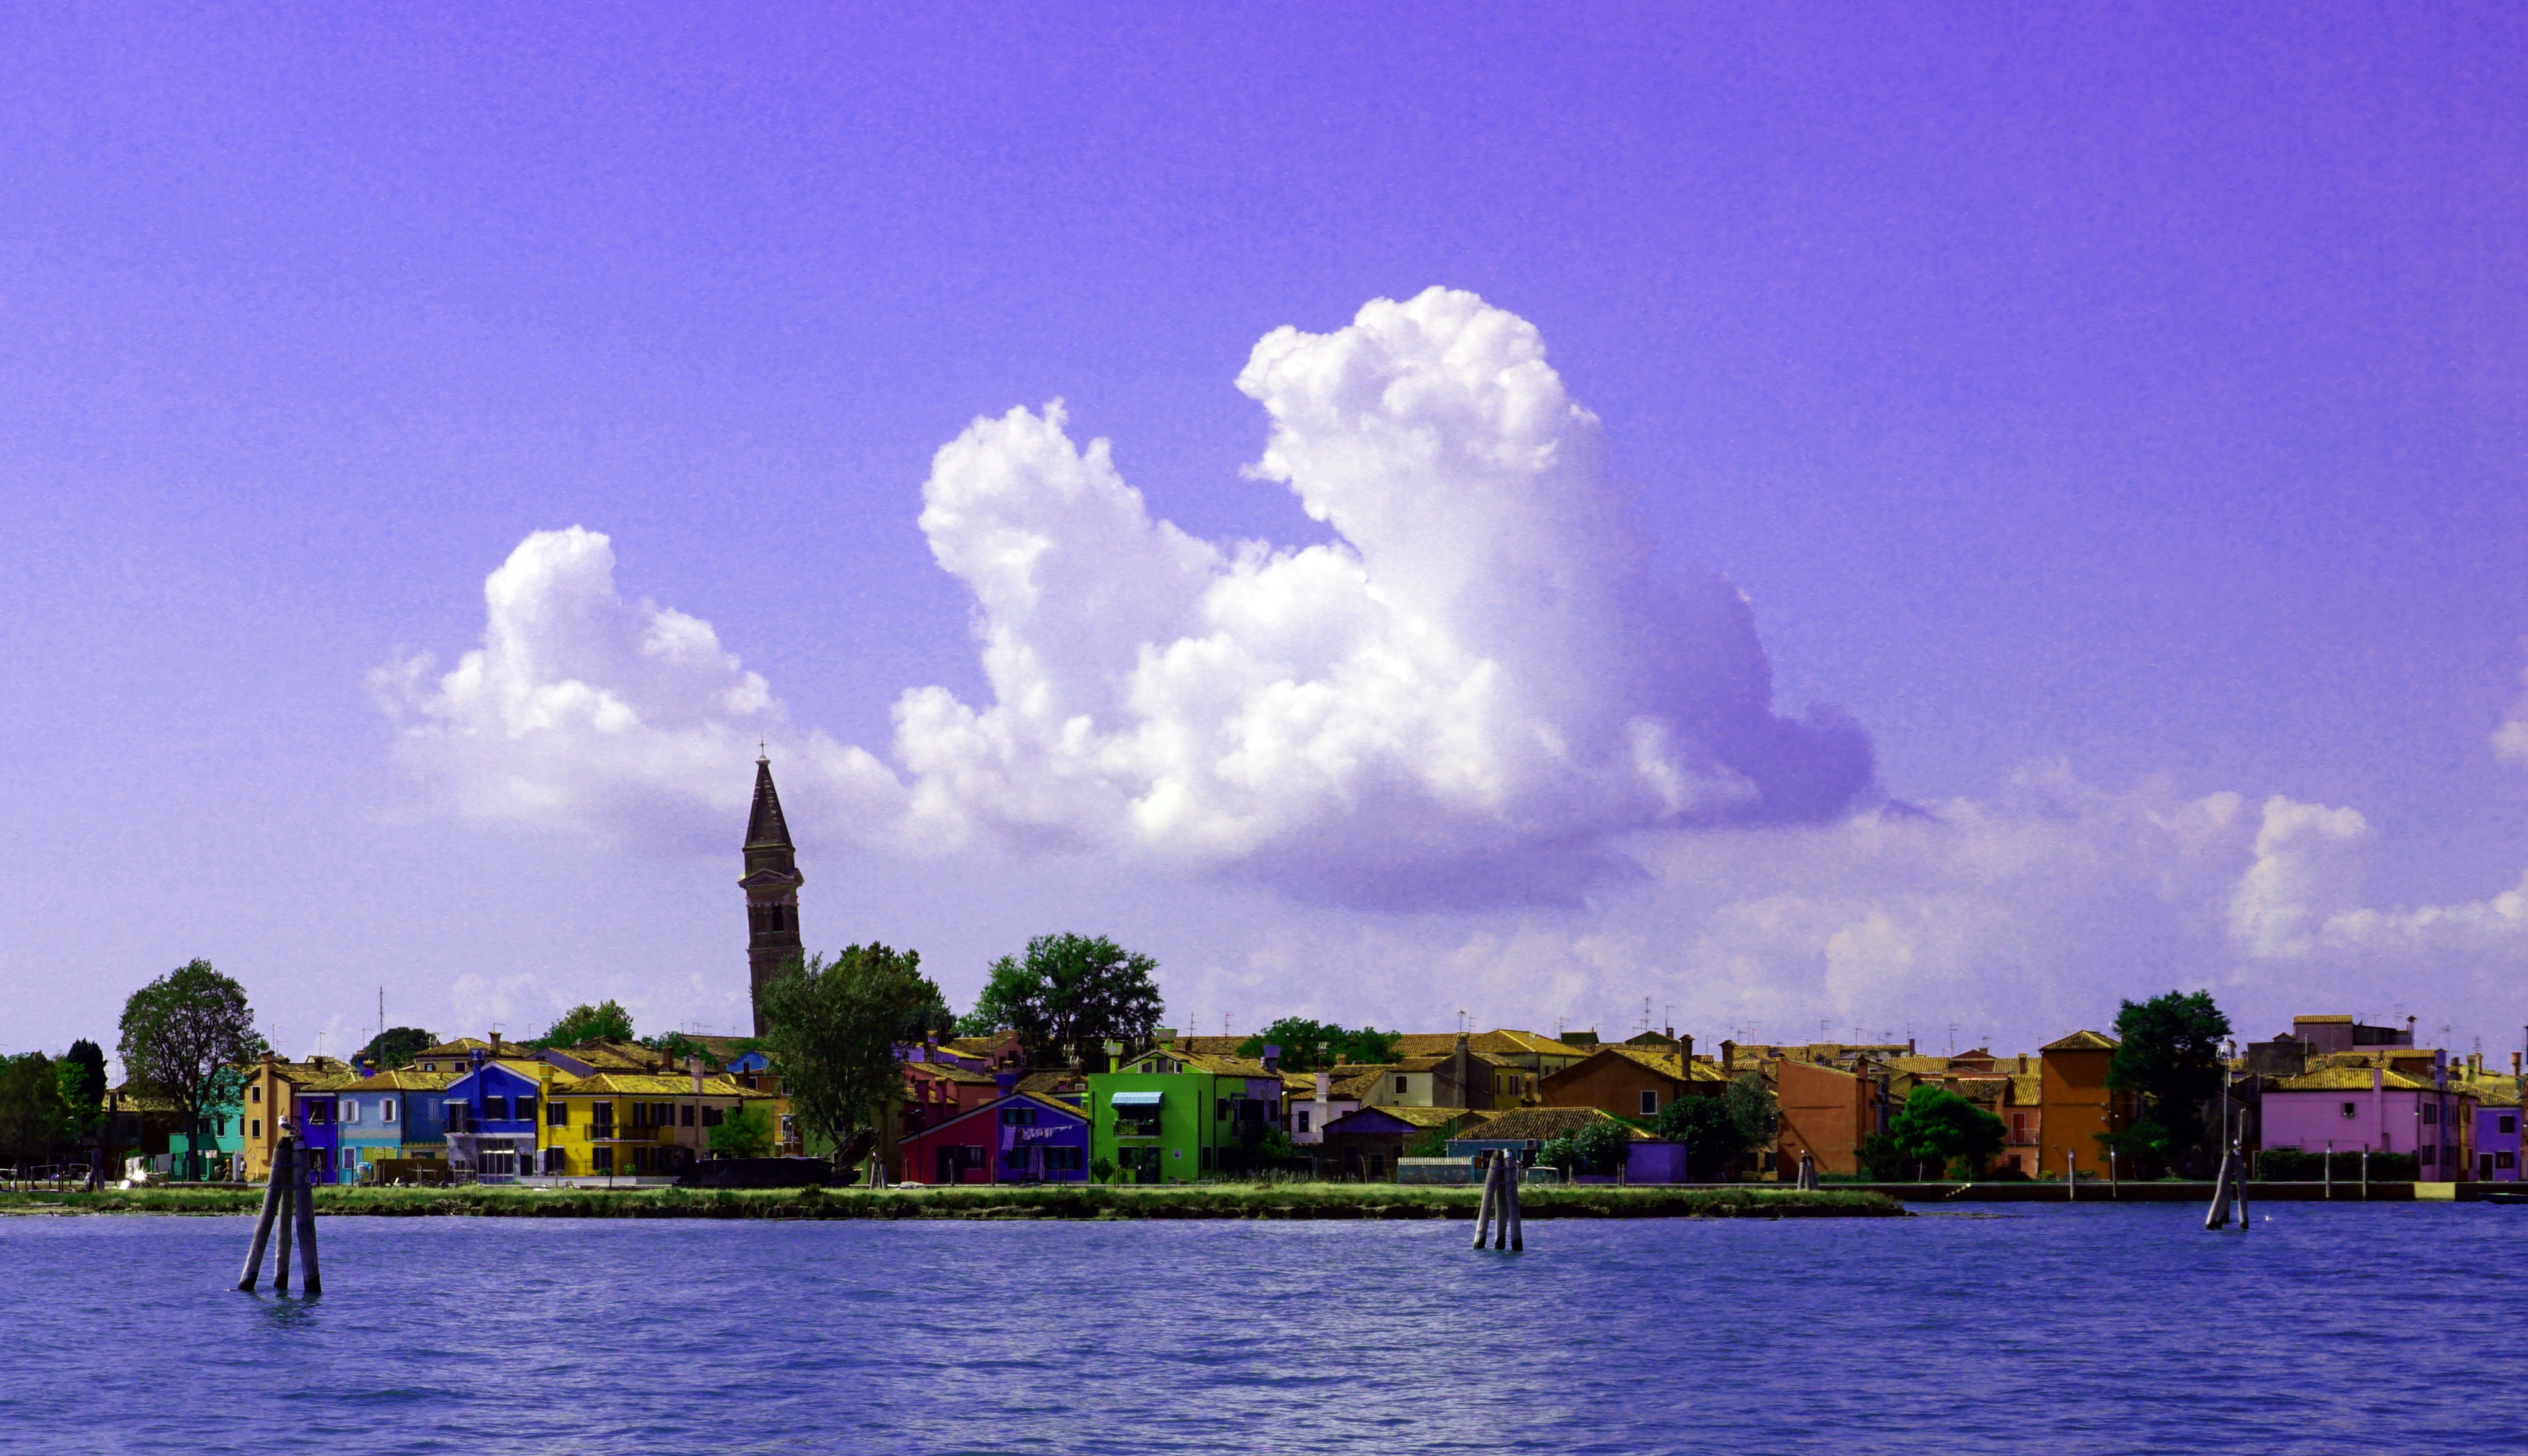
(383, 1098), (397, 1123)
(1640, 1090), (1659, 1116)
(342, 1099), (360, 1124)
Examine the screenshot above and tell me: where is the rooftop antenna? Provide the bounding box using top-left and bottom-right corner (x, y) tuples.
(1946, 1022), (1960, 1056)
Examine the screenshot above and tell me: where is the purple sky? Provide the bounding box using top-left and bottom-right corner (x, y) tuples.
(7, 5), (2527, 1066)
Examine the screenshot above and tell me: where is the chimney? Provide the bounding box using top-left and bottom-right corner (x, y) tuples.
(1262, 1044), (1282, 1075)
(1314, 1072), (1330, 1102)
(1720, 1039), (1736, 1073)
(1681, 1035), (1694, 1062)
(995, 1071), (1017, 1098)
(1907, 1037), (1917, 1055)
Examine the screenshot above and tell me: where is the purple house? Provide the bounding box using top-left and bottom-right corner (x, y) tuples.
(2475, 1099), (2521, 1182)
(2261, 1060), (2477, 1180)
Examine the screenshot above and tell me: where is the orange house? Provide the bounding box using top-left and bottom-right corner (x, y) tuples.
(2037, 1030), (2132, 1181)
(1774, 1058), (1890, 1178)
(1538, 1045), (1724, 1122)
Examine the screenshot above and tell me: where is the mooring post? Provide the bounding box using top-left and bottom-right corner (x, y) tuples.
(1491, 1155), (1510, 1250)
(2203, 1145), (2234, 1230)
(2360, 1148), (2370, 1201)
(2235, 1139), (2250, 1231)
(1471, 1152), (1497, 1250)
(270, 1142), (296, 1293)
(235, 1135), (291, 1291)
(293, 1142), (322, 1295)
(2066, 1149), (2076, 1201)
(1496, 1147), (1517, 1254)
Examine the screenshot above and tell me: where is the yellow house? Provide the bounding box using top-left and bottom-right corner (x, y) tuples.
(544, 1072), (781, 1180)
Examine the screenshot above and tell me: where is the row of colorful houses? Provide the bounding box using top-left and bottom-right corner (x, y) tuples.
(227, 1035), (791, 1185)
(871, 1012), (2527, 1186)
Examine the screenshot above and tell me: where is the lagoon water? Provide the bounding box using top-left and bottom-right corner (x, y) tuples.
(5, 1201), (2519, 1454)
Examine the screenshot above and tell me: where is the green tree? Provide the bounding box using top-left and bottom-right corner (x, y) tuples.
(57, 1039), (106, 1141)
(2107, 990), (2233, 1177)
(0, 1053), (71, 1163)
(1654, 1073), (1777, 1180)
(1543, 1119), (1632, 1175)
(755, 944), (952, 1162)
(1233, 1018), (1400, 1072)
(537, 1000), (635, 1047)
(966, 934), (1163, 1071)
(706, 1101), (777, 1158)
(1887, 1085), (2007, 1180)
(117, 960), (263, 1179)
(355, 1026), (437, 1070)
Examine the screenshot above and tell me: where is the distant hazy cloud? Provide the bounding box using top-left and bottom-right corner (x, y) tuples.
(1164, 766), (2528, 1047)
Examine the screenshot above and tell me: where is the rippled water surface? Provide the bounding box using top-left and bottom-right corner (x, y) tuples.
(6, 1201), (2521, 1454)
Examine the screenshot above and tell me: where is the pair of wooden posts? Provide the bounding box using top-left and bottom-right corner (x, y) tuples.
(1471, 1150), (1523, 1252)
(2203, 1137), (2250, 1232)
(236, 1134), (322, 1294)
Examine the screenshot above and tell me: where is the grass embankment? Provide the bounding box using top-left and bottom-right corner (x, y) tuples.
(0, 1183), (1901, 1221)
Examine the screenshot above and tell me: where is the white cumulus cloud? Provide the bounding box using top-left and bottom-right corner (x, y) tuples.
(376, 526), (904, 845)
(385, 290), (1871, 904)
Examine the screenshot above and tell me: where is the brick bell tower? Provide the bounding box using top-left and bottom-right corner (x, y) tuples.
(739, 752), (805, 1035)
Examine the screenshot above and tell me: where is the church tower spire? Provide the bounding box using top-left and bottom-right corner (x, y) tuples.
(739, 752), (805, 1035)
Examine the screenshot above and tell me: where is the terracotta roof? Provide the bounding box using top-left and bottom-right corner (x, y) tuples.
(552, 1073), (775, 1098)
(1015, 1071), (1084, 1099)
(2271, 1066), (2435, 1093)
(1128, 1050), (1275, 1078)
(1453, 1106), (1641, 1142)
(2010, 1074), (2043, 1104)
(1324, 1104), (1477, 1132)
(1390, 1029), (1578, 1061)
(2293, 1015), (2355, 1024)
(414, 1038), (501, 1058)
(907, 1062), (1000, 1085)
(2042, 1031), (2119, 1052)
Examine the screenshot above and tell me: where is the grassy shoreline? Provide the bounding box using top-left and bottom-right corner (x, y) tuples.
(0, 1183), (1902, 1221)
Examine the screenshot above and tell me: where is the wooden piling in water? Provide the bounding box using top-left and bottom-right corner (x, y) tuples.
(270, 1142), (296, 1293)
(293, 1142), (322, 1294)
(1471, 1153), (1497, 1249)
(1505, 1157), (1523, 1252)
(235, 1135), (292, 1291)
(2202, 1148), (2234, 1230)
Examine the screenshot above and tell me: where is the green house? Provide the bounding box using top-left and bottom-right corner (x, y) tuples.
(1085, 1050), (1284, 1183)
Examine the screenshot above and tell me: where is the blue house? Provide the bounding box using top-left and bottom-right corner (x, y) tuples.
(444, 1053), (548, 1181)
(290, 1081), (346, 1184)
(333, 1068), (455, 1180)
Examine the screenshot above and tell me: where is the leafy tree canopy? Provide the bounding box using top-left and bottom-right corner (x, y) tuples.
(755, 944), (952, 1159)
(963, 933), (1162, 1071)
(1234, 1017), (1399, 1072)
(57, 1040), (106, 1139)
(1541, 1119), (1634, 1175)
(537, 1000), (636, 1047)
(117, 960), (263, 1137)
(356, 1026), (438, 1071)
(706, 1101), (777, 1159)
(0, 1052), (71, 1160)
(2109, 990), (2232, 1168)
(1888, 1085), (2006, 1179)
(1653, 1074), (1777, 1178)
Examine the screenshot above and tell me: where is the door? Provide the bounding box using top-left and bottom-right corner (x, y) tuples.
(2483, 1152), (2496, 1180)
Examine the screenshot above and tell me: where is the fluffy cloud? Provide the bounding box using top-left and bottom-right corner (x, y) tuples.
(894, 289), (1871, 904)
(376, 526), (902, 845)
(386, 290), (1869, 904)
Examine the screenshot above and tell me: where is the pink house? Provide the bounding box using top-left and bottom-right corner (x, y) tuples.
(2261, 1063), (2477, 1180)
